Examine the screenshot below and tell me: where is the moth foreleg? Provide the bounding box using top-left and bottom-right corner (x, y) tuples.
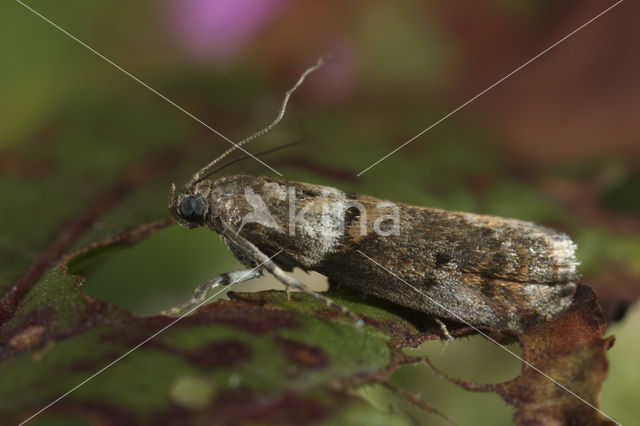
(161, 268), (261, 316)
(220, 222), (364, 326)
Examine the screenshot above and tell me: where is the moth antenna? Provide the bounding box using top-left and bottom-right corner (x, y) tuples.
(199, 138), (305, 182)
(189, 55), (330, 186)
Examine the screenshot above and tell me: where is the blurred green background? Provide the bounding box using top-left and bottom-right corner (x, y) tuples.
(2, 0), (639, 424)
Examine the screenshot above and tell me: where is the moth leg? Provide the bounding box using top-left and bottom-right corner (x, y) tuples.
(220, 222), (364, 326)
(161, 268), (261, 316)
(434, 318), (453, 340)
(434, 318), (454, 354)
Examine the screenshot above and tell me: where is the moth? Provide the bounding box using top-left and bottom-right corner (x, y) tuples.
(168, 58), (578, 333)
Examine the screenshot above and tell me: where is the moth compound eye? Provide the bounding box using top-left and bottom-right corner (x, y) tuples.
(179, 196), (205, 223)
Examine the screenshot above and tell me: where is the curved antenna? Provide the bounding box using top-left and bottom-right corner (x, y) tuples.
(198, 138), (304, 182)
(188, 55), (330, 186)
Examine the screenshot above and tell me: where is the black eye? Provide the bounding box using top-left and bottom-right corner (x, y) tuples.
(179, 196), (205, 223)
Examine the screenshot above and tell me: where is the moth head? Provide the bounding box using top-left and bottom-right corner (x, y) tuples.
(168, 58), (327, 229)
(169, 182), (210, 229)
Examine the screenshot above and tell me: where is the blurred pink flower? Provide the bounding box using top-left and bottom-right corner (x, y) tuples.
(166, 0), (286, 62)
